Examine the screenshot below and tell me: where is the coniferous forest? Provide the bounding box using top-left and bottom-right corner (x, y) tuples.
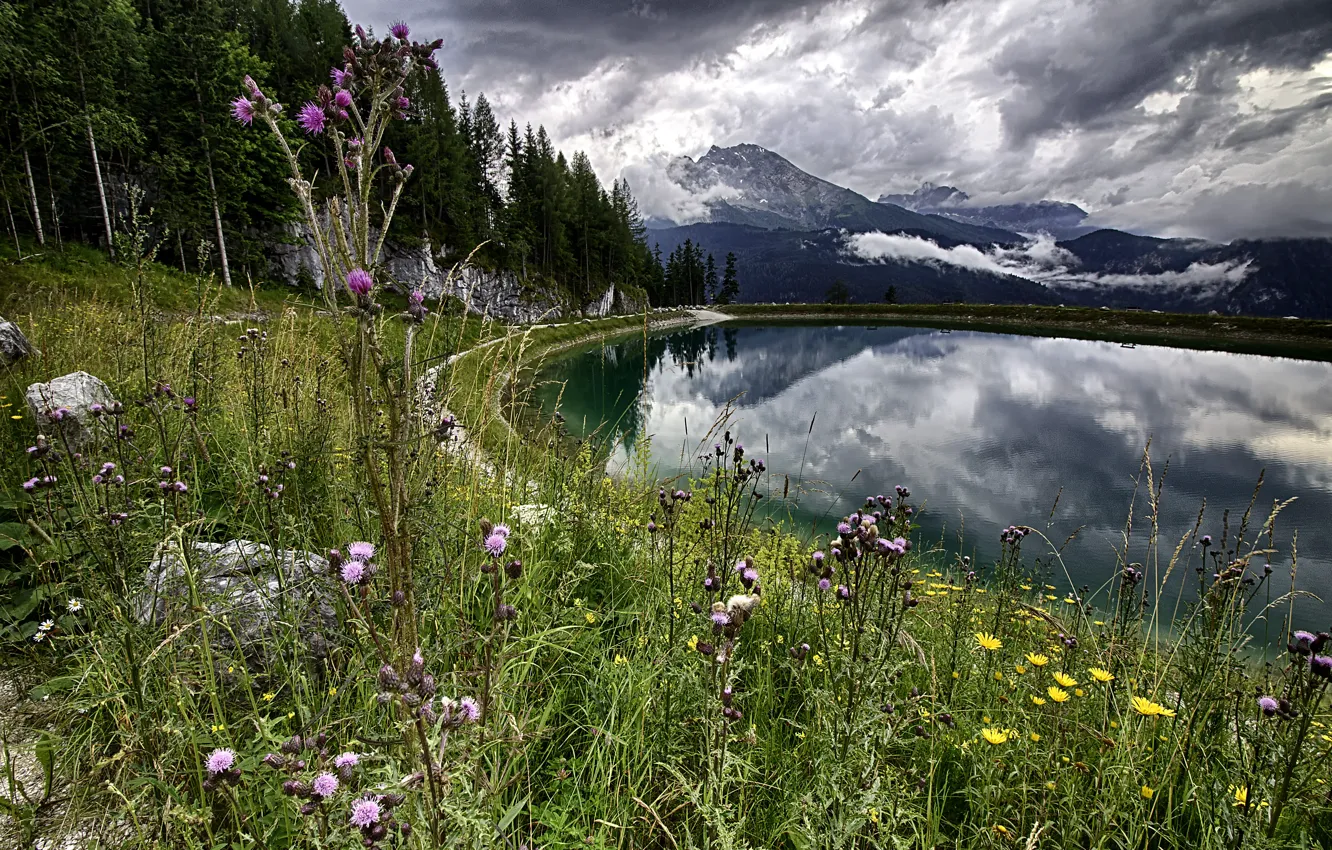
(0, 0), (730, 308)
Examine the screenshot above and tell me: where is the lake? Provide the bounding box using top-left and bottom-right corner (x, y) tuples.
(530, 322), (1332, 630)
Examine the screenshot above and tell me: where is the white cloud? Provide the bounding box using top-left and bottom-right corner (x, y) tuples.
(843, 231), (1254, 294)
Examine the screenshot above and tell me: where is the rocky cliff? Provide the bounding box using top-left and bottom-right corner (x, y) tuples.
(267, 220), (641, 324)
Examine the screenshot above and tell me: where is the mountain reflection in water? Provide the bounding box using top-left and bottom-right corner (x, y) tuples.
(533, 324), (1332, 626)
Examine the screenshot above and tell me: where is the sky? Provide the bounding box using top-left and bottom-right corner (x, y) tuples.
(341, 0), (1332, 241)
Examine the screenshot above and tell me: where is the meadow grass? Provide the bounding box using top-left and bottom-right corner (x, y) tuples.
(0, 253), (1330, 849)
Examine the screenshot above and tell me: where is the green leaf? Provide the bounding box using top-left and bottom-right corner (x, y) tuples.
(34, 732), (55, 801)
(0, 522), (28, 551)
(496, 794), (528, 834)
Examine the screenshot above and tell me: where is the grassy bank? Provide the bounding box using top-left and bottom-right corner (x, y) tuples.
(1, 256), (1330, 849)
(717, 303), (1332, 361)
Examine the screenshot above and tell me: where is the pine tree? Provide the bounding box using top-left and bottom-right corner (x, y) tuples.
(718, 252), (740, 305)
(705, 253), (718, 304)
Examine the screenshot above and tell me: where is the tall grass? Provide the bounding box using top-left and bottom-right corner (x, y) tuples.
(0, 253), (1329, 849)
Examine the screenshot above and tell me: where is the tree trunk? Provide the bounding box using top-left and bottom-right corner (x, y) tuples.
(85, 117), (114, 259)
(196, 76), (232, 286)
(21, 147), (44, 246)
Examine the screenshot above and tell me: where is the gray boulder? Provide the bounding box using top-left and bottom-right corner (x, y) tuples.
(0, 317), (33, 366)
(24, 371), (117, 451)
(135, 539), (337, 660)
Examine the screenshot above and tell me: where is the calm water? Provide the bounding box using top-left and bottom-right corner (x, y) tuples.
(532, 323), (1332, 628)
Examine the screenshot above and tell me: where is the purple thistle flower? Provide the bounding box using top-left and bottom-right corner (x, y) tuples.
(742, 567), (758, 585)
(347, 541), (374, 562)
(407, 289), (427, 320)
(243, 75), (261, 96)
(341, 560), (366, 584)
(231, 96), (256, 125)
(812, 550), (824, 565)
(297, 102), (326, 134)
(22, 478), (38, 492)
(349, 797), (381, 827)
(710, 610), (730, 627)
(818, 578), (831, 591)
(345, 268), (373, 297)
(1312, 655), (1332, 679)
(331, 67), (349, 87)
(334, 89), (353, 109)
(1258, 695), (1279, 716)
(390, 20), (410, 40)
(1292, 630), (1317, 655)
(311, 772), (339, 798)
(206, 748), (236, 775)
(837, 584), (850, 600)
(484, 533), (507, 557)
(837, 522), (852, 536)
(397, 95), (410, 111)
(493, 523), (511, 539)
(334, 751), (359, 768)
(458, 696), (480, 722)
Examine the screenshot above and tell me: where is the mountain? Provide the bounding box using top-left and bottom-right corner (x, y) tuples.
(879, 183), (1093, 239)
(649, 223), (1058, 306)
(668, 145), (1021, 245)
(646, 223), (1332, 317)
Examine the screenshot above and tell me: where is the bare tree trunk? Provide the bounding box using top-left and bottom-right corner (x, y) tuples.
(13, 80), (44, 247)
(22, 147), (44, 246)
(3, 185), (21, 256)
(85, 117), (114, 259)
(196, 76), (232, 286)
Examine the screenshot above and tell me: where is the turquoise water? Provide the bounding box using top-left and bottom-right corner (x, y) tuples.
(532, 323), (1332, 630)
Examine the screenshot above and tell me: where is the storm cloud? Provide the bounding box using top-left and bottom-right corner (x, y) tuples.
(341, 0), (1332, 241)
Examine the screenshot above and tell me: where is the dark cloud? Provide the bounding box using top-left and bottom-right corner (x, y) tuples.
(341, 0), (1332, 240)
(992, 0), (1332, 145)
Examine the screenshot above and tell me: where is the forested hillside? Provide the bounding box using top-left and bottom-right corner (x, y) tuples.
(0, 0), (694, 307)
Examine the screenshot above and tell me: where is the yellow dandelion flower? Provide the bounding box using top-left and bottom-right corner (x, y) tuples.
(981, 727), (1011, 745)
(1030, 732), (1041, 742)
(1089, 667), (1114, 683)
(1026, 653), (1049, 667)
(1048, 686), (1070, 703)
(994, 671), (1004, 681)
(993, 824), (1010, 837)
(262, 692), (275, 702)
(1015, 665), (1027, 675)
(1075, 688), (1086, 697)
(1141, 785), (1154, 800)
(585, 612), (597, 624)
(1131, 696), (1176, 718)
(1031, 695), (1047, 706)
(983, 715), (991, 723)
(1045, 594), (1058, 601)
(1020, 584), (1033, 591)
(952, 671), (960, 679)
(1046, 781), (1056, 790)
(1053, 672), (1077, 688)
(1230, 786), (1248, 807)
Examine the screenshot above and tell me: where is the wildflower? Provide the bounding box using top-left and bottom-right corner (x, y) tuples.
(32, 632), (45, 643)
(993, 825), (1010, 837)
(1053, 672), (1077, 688)
(340, 560), (366, 584)
(407, 289), (428, 321)
(335, 752), (359, 769)
(1231, 786), (1249, 807)
(817, 578), (831, 592)
(1075, 688), (1085, 697)
(1026, 653), (1049, 667)
(1031, 695), (1047, 706)
(348, 541), (374, 561)
(687, 635), (698, 651)
(312, 772), (339, 798)
(38, 619), (54, 632)
(975, 632), (1002, 651)
(389, 20), (410, 39)
(349, 797), (381, 827)
(206, 748), (236, 775)
(1141, 785), (1154, 800)
(1047, 686), (1070, 703)
(263, 692), (275, 702)
(981, 727), (1010, 745)
(1258, 695), (1279, 717)
(458, 696), (480, 722)
(484, 533), (507, 557)
(297, 102), (326, 134)
(1089, 667), (1114, 683)
(585, 612), (596, 624)
(345, 268), (374, 297)
(1131, 696), (1176, 718)
(331, 67), (349, 87)
(1029, 732), (1041, 742)
(1311, 655), (1332, 679)
(231, 96), (256, 125)
(1014, 665), (1027, 675)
